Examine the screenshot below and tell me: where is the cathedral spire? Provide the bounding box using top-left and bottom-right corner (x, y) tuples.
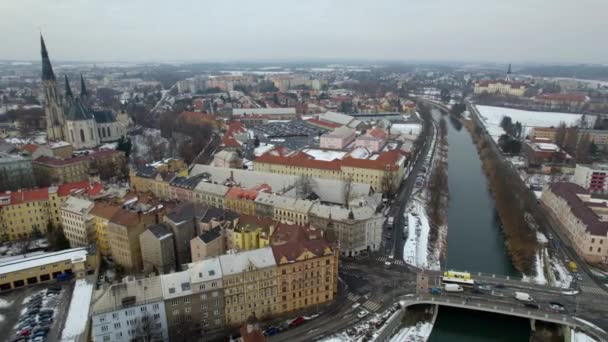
(80, 74), (88, 98)
(40, 34), (56, 81)
(64, 75), (73, 99)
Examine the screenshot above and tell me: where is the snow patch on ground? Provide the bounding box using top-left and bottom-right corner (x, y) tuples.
(571, 330), (598, 342)
(0, 298), (12, 308)
(475, 105), (592, 141)
(319, 334), (350, 342)
(548, 257), (573, 289)
(403, 200), (439, 270)
(390, 123), (422, 136)
(61, 279), (94, 342)
(537, 232), (549, 244)
(523, 248), (548, 285)
(390, 322), (433, 342)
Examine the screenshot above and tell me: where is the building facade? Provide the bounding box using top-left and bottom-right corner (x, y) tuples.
(90, 202), (121, 256)
(319, 126), (356, 150)
(573, 164), (608, 193)
(60, 196), (94, 247)
(106, 210), (157, 272)
(473, 80), (526, 97)
(0, 153), (35, 191)
(140, 223), (176, 274)
(33, 149), (125, 184)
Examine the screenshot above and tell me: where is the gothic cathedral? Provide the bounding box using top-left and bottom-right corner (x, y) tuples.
(41, 35), (127, 150)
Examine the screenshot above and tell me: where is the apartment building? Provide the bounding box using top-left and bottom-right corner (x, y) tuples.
(0, 181), (102, 241)
(193, 182), (230, 209)
(140, 223), (176, 274)
(354, 128), (387, 153)
(106, 210), (158, 272)
(541, 182), (608, 263)
(530, 127), (557, 143)
(129, 158), (188, 200)
(90, 202), (121, 256)
(161, 259), (225, 340)
(271, 226), (339, 314)
(319, 126), (356, 150)
(91, 276), (169, 342)
(473, 80), (526, 96)
(60, 196), (94, 247)
(231, 215), (275, 251)
(219, 247), (278, 326)
(163, 203), (209, 269)
(33, 149), (124, 184)
(190, 226), (224, 262)
(0, 152), (35, 191)
(224, 188), (260, 215)
(573, 164), (608, 193)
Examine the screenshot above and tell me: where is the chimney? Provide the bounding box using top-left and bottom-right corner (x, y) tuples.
(155, 212), (160, 224)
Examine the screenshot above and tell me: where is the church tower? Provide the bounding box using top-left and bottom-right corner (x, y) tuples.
(41, 35), (66, 141)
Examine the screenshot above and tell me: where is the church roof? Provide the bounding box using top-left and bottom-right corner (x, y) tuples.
(65, 98), (93, 121)
(92, 110), (116, 124)
(40, 35), (55, 81)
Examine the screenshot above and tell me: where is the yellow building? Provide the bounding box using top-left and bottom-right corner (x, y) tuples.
(473, 80), (526, 97)
(129, 158), (188, 200)
(89, 202), (121, 256)
(32, 150), (125, 184)
(0, 181), (102, 241)
(231, 215), (275, 251)
(0, 247), (97, 291)
(219, 247), (278, 326)
(253, 149), (406, 193)
(106, 209), (158, 272)
(224, 188), (259, 215)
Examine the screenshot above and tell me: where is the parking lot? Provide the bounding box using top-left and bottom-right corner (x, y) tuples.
(0, 281), (74, 342)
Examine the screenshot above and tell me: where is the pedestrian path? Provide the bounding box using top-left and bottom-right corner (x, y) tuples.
(347, 292), (361, 302)
(376, 256), (407, 266)
(363, 300), (381, 312)
(580, 283), (608, 296)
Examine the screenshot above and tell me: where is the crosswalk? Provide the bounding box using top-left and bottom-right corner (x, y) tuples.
(363, 300), (381, 312)
(580, 284), (608, 296)
(347, 292), (361, 302)
(376, 256), (407, 266)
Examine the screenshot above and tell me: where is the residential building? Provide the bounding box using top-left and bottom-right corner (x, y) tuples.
(0, 181), (102, 241)
(271, 226), (338, 314)
(523, 141), (571, 166)
(224, 188), (260, 215)
(232, 215), (275, 251)
(163, 203), (208, 269)
(193, 182), (230, 209)
(187, 258), (225, 334)
(140, 223), (176, 274)
(308, 204), (383, 256)
(535, 93), (589, 110)
(541, 182), (608, 263)
(91, 276), (169, 342)
(473, 80), (526, 96)
(530, 127), (557, 143)
(317, 112), (362, 130)
(33, 149), (125, 184)
(129, 158), (188, 199)
(60, 196), (94, 247)
(584, 130), (608, 150)
(219, 248), (278, 326)
(0, 152), (35, 191)
(319, 126), (356, 149)
(573, 164), (608, 194)
(190, 226), (224, 262)
(169, 176), (203, 203)
(232, 108), (297, 120)
(354, 128), (387, 152)
(0, 247), (96, 291)
(90, 202), (121, 256)
(106, 209), (158, 272)
(213, 150), (243, 169)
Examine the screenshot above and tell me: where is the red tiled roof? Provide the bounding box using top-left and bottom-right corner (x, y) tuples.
(548, 182), (608, 236)
(109, 209), (141, 227)
(0, 181), (102, 206)
(33, 150), (122, 167)
(222, 122), (248, 147)
(367, 128), (388, 139)
(306, 118), (341, 129)
(270, 225), (333, 263)
(536, 93), (588, 102)
(225, 187), (260, 201)
(22, 143), (39, 154)
(57, 181), (103, 197)
(90, 202), (121, 220)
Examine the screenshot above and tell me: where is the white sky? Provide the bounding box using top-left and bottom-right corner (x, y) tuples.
(1, 0), (607, 64)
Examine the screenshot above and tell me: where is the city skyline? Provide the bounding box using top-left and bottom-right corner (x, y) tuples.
(1, 0), (607, 64)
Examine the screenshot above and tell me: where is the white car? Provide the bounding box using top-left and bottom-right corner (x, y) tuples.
(384, 261), (391, 266)
(357, 310), (369, 319)
(352, 302), (361, 309)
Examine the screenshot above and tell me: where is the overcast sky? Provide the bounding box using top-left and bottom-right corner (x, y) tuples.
(1, 0), (607, 64)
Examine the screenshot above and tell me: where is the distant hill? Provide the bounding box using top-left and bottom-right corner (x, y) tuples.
(518, 65), (608, 81)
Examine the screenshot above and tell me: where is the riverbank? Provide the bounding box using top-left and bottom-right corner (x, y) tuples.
(462, 112), (537, 274)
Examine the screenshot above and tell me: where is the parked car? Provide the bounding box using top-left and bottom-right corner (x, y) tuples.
(289, 317), (306, 327)
(357, 310), (369, 319)
(263, 326), (279, 336)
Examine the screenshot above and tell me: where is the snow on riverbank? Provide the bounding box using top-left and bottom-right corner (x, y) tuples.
(475, 105), (592, 141)
(390, 322), (433, 342)
(523, 248), (548, 285)
(571, 330), (598, 342)
(403, 199), (440, 270)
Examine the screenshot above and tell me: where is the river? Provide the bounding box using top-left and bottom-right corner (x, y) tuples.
(428, 109), (531, 341)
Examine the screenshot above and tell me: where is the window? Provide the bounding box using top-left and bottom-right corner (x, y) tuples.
(181, 282), (191, 291)
(112, 313), (118, 319)
(184, 297), (191, 304)
(169, 287), (175, 294)
(114, 322), (121, 329)
(140, 306), (147, 312)
(103, 336), (110, 341)
(101, 325), (109, 332)
(80, 129), (85, 143)
(185, 307), (191, 313)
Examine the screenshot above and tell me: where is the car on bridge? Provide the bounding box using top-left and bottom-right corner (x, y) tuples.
(549, 302), (565, 312)
(524, 303), (540, 310)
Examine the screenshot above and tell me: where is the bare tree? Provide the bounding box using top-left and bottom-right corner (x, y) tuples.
(343, 175), (353, 208)
(554, 122), (567, 148)
(296, 175), (315, 199)
(134, 311), (161, 342)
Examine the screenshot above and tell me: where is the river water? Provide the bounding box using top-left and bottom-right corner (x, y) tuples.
(428, 109), (531, 341)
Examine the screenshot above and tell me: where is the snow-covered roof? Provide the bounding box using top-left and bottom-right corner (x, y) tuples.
(161, 270), (192, 299)
(0, 248), (88, 275)
(309, 203), (380, 221)
(61, 279), (94, 342)
(320, 111), (355, 125)
(535, 142), (560, 151)
(302, 149), (347, 161)
(60, 196), (94, 215)
(187, 258), (223, 284)
(92, 276), (164, 314)
(219, 247), (276, 276)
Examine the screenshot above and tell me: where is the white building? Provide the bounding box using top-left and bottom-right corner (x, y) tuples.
(91, 276), (169, 342)
(60, 196), (94, 248)
(573, 164), (608, 193)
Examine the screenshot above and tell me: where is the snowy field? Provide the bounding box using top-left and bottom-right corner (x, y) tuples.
(390, 322), (433, 342)
(390, 123), (422, 136)
(61, 279), (94, 342)
(475, 105), (593, 141)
